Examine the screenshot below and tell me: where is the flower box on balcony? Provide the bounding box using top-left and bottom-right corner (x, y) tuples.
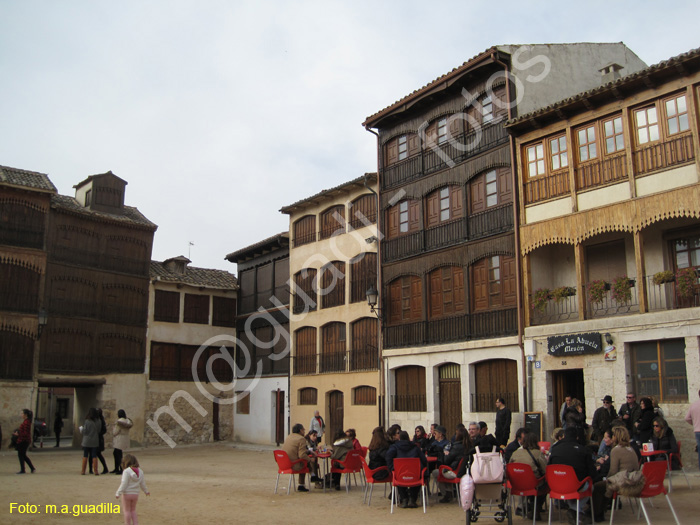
(611, 275), (634, 304)
(676, 267), (699, 298)
(551, 286), (576, 302)
(587, 280), (609, 305)
(531, 288), (551, 313)
(652, 270), (675, 285)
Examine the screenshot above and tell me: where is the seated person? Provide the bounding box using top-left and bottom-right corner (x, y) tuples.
(593, 430), (613, 482)
(330, 429), (354, 490)
(504, 427), (529, 463)
(510, 432), (546, 520)
(412, 425), (430, 451)
(304, 429), (321, 481)
(650, 417), (680, 469)
(386, 430), (427, 508)
(282, 423), (316, 492)
(367, 426), (391, 480)
(470, 421), (498, 453)
(433, 427), (470, 503)
(346, 428), (362, 451)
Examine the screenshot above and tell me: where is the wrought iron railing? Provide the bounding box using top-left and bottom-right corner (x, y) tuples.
(471, 392), (518, 413)
(391, 394), (426, 412)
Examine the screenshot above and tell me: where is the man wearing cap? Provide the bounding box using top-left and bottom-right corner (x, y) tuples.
(591, 395), (617, 443)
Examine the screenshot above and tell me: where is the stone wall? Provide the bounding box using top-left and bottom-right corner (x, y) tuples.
(0, 381), (34, 449)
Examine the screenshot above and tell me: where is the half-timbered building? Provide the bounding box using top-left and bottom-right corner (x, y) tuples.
(363, 44), (647, 434)
(281, 174), (379, 443)
(508, 47), (700, 457)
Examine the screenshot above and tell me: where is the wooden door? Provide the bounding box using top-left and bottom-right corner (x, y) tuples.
(473, 359), (518, 412)
(439, 363), (462, 435)
(551, 369), (585, 426)
(328, 390), (344, 440)
(275, 389), (285, 445)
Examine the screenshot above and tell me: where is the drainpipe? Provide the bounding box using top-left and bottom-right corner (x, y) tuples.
(493, 52), (529, 412)
(364, 128), (386, 428)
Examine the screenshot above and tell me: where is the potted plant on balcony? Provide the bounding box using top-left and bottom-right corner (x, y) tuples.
(652, 270), (675, 285)
(611, 275), (633, 304)
(587, 279), (608, 305)
(676, 267), (698, 298)
(551, 286), (576, 302)
(531, 288), (551, 313)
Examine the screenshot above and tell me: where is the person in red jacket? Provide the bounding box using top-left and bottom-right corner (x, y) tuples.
(15, 409), (36, 474)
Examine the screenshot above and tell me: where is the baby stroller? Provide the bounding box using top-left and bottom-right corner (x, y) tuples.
(462, 446), (512, 524)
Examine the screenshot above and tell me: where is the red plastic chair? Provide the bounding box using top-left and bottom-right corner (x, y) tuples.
(273, 449), (310, 495)
(360, 446), (368, 460)
(359, 456), (392, 506)
(538, 441), (551, 454)
(331, 449), (363, 493)
(668, 440), (691, 489)
(609, 461), (680, 525)
(545, 464), (593, 525)
(436, 457), (465, 505)
(506, 463), (549, 525)
(391, 458), (428, 514)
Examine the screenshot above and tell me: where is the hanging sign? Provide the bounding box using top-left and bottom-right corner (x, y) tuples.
(547, 332), (602, 357)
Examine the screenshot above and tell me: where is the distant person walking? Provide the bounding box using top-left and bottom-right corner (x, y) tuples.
(53, 411), (64, 448)
(112, 409), (133, 474)
(685, 389), (700, 469)
(495, 397), (512, 447)
(15, 409), (36, 474)
(81, 407), (100, 476)
(116, 454), (150, 525)
(309, 410), (325, 440)
(95, 409), (109, 474)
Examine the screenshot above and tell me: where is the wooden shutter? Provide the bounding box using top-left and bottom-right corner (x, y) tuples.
(498, 167), (512, 204)
(408, 133), (420, 157)
(389, 279), (402, 324)
(424, 121), (437, 149)
(385, 138), (398, 166)
(429, 268), (443, 318)
(410, 275), (422, 321)
(453, 266), (465, 313)
(472, 258), (489, 311)
(426, 191), (440, 228)
(448, 114), (462, 140)
(502, 256), (517, 307)
(451, 185), (464, 218)
(408, 200), (420, 232)
(387, 205), (399, 239)
(470, 174), (486, 214)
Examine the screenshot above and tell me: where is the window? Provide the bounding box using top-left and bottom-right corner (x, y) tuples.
(348, 194), (377, 229)
(424, 115), (460, 148)
(255, 262), (273, 309)
(85, 189), (92, 206)
(293, 269), (317, 314)
(472, 359), (518, 412)
(293, 215), (316, 247)
(294, 327), (316, 375)
(150, 342), (233, 382)
(426, 185), (463, 227)
(212, 296), (236, 327)
(299, 387), (317, 405)
(550, 135), (568, 170)
(577, 125), (597, 162)
(437, 117), (448, 144)
(353, 385), (377, 405)
(665, 94), (689, 136)
(388, 275), (422, 323)
(674, 235), (700, 271)
(384, 133), (419, 166)
(631, 339), (687, 402)
(604, 116), (625, 154)
(472, 255), (516, 311)
(526, 143), (545, 177)
(350, 317), (378, 371)
(320, 205), (345, 239)
(235, 391), (250, 414)
(428, 266), (465, 318)
(481, 95), (493, 123)
(393, 366), (426, 411)
(470, 168), (512, 213)
(321, 322), (345, 373)
(320, 261), (345, 309)
(387, 199), (419, 238)
(350, 252), (377, 303)
(184, 294), (209, 324)
(634, 105), (659, 145)
(0, 329), (34, 379)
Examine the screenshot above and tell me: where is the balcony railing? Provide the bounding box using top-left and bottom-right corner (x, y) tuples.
(384, 309), (517, 349)
(49, 298), (96, 319)
(381, 122), (509, 190)
(381, 231), (423, 263)
(39, 354), (144, 374)
(646, 275), (700, 311)
(425, 219), (466, 251)
(293, 354), (317, 375)
(575, 154), (627, 191)
(469, 204), (513, 240)
(350, 344), (378, 371)
(530, 293), (579, 326)
(634, 134), (695, 176)
(471, 392), (518, 413)
(0, 225), (44, 249)
(320, 350), (346, 373)
(391, 394), (426, 412)
(524, 170), (570, 205)
(0, 292), (39, 314)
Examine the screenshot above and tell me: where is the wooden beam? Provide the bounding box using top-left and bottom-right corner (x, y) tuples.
(575, 243), (586, 321)
(634, 230), (647, 314)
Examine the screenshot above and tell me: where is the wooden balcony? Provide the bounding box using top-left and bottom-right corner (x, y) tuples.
(381, 231), (423, 263)
(575, 154), (627, 190)
(530, 294), (579, 326)
(0, 292), (39, 314)
(468, 204), (513, 240)
(634, 134), (695, 176)
(425, 219), (466, 251)
(0, 225), (44, 250)
(524, 170), (570, 205)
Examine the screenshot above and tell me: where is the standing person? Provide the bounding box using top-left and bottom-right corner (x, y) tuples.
(309, 410), (325, 441)
(495, 397), (512, 447)
(618, 392), (641, 435)
(685, 388), (700, 470)
(53, 411), (63, 448)
(559, 395), (572, 428)
(564, 399), (587, 445)
(112, 409), (133, 474)
(591, 395), (617, 442)
(15, 409), (36, 474)
(282, 423), (316, 492)
(633, 397), (655, 445)
(115, 454), (150, 525)
(96, 408), (109, 474)
(81, 407), (100, 476)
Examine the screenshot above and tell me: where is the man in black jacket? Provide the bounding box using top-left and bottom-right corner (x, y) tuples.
(387, 431), (427, 509)
(495, 397), (512, 447)
(548, 427), (596, 524)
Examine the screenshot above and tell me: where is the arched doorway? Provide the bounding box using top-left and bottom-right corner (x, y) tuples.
(327, 390), (344, 439)
(438, 363), (462, 434)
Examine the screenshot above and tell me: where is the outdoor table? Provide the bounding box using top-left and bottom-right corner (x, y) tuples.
(315, 450), (332, 493)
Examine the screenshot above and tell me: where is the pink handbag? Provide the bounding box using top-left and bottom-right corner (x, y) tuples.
(470, 446), (503, 484)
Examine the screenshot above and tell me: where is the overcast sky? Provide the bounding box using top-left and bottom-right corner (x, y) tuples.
(1, 1), (698, 273)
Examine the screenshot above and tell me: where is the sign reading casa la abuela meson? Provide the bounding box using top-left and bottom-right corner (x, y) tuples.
(547, 333), (602, 357)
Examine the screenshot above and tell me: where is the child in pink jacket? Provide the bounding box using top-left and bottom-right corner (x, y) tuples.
(116, 454), (150, 525)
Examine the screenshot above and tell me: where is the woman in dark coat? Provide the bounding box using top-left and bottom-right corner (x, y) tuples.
(565, 398), (587, 445)
(15, 409), (36, 474)
(412, 425), (429, 451)
(94, 408), (109, 474)
(650, 416), (680, 469)
(634, 397), (656, 444)
(435, 427), (470, 503)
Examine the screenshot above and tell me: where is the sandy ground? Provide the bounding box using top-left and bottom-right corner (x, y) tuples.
(1, 442), (698, 524)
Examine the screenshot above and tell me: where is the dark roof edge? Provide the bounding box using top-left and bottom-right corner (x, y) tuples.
(279, 172), (377, 215)
(225, 231), (290, 262)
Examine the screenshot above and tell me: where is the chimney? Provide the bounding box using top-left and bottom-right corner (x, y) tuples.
(599, 63), (623, 85)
